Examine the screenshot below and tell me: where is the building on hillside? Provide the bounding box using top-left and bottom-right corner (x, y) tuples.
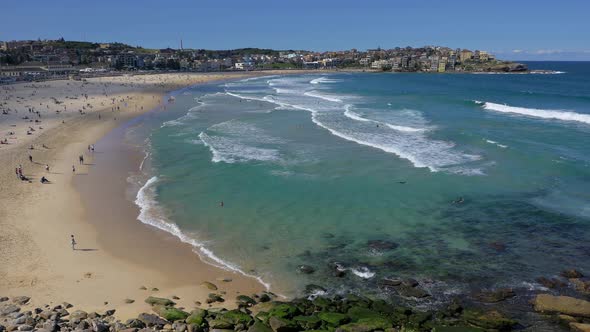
(438, 57), (447, 72)
(459, 50), (473, 62)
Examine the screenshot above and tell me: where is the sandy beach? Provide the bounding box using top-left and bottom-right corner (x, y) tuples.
(0, 72), (282, 318)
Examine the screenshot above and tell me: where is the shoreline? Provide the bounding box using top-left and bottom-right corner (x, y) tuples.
(0, 72), (305, 319)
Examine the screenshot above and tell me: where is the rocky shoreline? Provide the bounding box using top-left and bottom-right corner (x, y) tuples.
(3, 269), (590, 332)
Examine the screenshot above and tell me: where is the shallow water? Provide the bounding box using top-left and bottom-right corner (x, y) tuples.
(131, 62), (590, 302)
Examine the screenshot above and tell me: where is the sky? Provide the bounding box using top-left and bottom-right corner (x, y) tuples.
(1, 0), (589, 60)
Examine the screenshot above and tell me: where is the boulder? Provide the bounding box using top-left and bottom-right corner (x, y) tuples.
(318, 312), (349, 326)
(125, 319), (146, 329)
(297, 265), (315, 274)
(268, 316), (297, 332)
(152, 306), (189, 322)
(473, 288), (515, 303)
(16, 326), (32, 332)
(91, 320), (110, 332)
(292, 315), (321, 330)
(138, 313), (170, 327)
(536, 277), (566, 289)
(185, 309), (207, 326)
(70, 310), (88, 321)
(247, 321), (272, 332)
(561, 269), (584, 279)
(0, 305), (20, 316)
(236, 295), (256, 306)
(462, 309), (516, 330)
(145, 297), (175, 307)
(570, 323), (590, 332)
(395, 285), (430, 298)
(335, 317), (391, 332)
(259, 294), (271, 303)
(11, 297), (30, 306)
(268, 303), (300, 319)
(200, 282), (218, 291)
(533, 294), (590, 317)
(218, 310), (253, 326)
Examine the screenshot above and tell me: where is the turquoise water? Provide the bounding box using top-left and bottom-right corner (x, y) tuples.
(135, 62), (590, 302)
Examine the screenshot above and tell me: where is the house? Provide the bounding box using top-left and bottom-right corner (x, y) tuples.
(459, 50), (473, 62)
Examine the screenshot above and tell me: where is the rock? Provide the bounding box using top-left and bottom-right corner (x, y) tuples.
(172, 296), (180, 300)
(16, 325), (32, 332)
(346, 307), (382, 322)
(367, 240), (398, 251)
(151, 288), (159, 292)
(62, 302), (73, 309)
(91, 320), (110, 332)
(235, 295), (256, 306)
(216, 278), (232, 283)
(292, 315), (321, 330)
(220, 310), (253, 326)
(561, 269), (584, 279)
(0, 305), (20, 316)
(138, 313), (170, 327)
(473, 288), (515, 303)
(533, 294), (590, 317)
(105, 309), (116, 316)
(462, 309), (517, 330)
(318, 312), (349, 326)
(268, 303), (300, 319)
(268, 316), (297, 332)
(536, 277), (566, 289)
(11, 297), (30, 306)
(303, 285), (326, 296)
(377, 277), (402, 289)
(139, 286), (147, 290)
(70, 310), (89, 321)
(145, 297), (175, 307)
(401, 278), (419, 287)
(572, 279), (590, 295)
(125, 319), (146, 329)
(125, 299), (135, 304)
(297, 265), (315, 274)
(0, 298), (8, 302)
(247, 322), (272, 332)
(153, 306), (189, 322)
(258, 294), (271, 303)
(206, 294), (224, 304)
(395, 285), (430, 298)
(200, 282), (218, 291)
(336, 317), (391, 332)
(570, 323), (590, 332)
(208, 319), (233, 330)
(185, 309), (207, 326)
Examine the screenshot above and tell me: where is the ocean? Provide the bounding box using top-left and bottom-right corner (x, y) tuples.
(128, 62), (590, 304)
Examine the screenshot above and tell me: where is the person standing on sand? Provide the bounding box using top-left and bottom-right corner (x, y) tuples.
(29, 154), (33, 162)
(45, 164), (49, 172)
(71, 235), (77, 250)
(72, 165), (76, 173)
(79, 155), (84, 164)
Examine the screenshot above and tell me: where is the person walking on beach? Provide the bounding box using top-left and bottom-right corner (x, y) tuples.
(70, 235), (77, 250)
(28, 154), (33, 162)
(45, 164), (49, 172)
(79, 155), (84, 164)
(72, 165), (76, 173)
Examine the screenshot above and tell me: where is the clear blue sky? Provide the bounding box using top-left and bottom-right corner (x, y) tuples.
(2, 0), (589, 60)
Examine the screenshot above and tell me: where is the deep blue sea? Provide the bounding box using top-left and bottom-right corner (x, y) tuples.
(129, 62), (590, 304)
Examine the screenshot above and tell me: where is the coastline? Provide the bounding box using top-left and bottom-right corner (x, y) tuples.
(0, 72), (297, 319)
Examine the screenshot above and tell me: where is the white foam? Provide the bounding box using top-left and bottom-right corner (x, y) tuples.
(350, 267), (376, 279)
(344, 106), (424, 133)
(478, 101), (590, 125)
(135, 176), (271, 290)
(304, 90), (343, 103)
(484, 139), (508, 148)
(199, 132), (281, 164)
(310, 77), (341, 84)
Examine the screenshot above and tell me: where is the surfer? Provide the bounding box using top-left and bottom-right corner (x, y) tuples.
(220, 201), (224, 207)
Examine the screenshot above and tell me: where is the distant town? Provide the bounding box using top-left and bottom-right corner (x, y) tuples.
(0, 38), (527, 82)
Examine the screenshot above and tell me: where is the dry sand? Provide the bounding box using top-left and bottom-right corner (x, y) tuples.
(0, 72), (291, 318)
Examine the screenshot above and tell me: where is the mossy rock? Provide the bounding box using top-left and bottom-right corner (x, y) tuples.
(255, 311), (270, 324)
(293, 315), (321, 329)
(247, 321), (273, 332)
(219, 309), (254, 325)
(313, 297), (332, 309)
(462, 309), (516, 331)
(236, 295), (257, 306)
(370, 300), (395, 314)
(318, 312), (350, 326)
(145, 296), (175, 306)
(268, 302), (301, 319)
(268, 316), (299, 332)
(336, 317), (391, 332)
(208, 318), (235, 329)
(346, 307), (382, 322)
(153, 305), (189, 321)
(186, 309), (207, 326)
(432, 326), (484, 332)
